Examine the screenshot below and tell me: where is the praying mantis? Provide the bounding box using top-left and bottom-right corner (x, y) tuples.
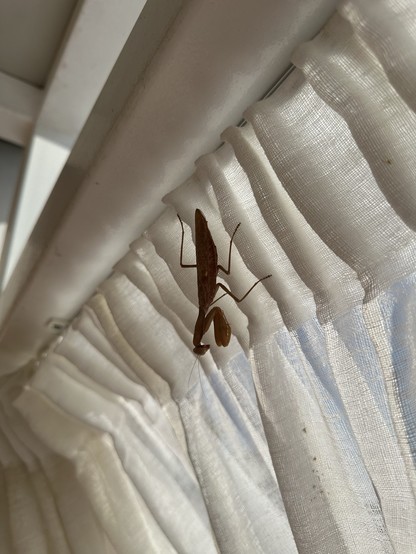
(178, 209), (271, 355)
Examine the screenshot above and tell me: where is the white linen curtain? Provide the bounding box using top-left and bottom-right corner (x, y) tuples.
(1, 0), (416, 552)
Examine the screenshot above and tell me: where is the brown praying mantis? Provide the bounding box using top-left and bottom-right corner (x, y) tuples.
(178, 209), (271, 355)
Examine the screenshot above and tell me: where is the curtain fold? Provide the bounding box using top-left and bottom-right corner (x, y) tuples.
(2, 0), (416, 552)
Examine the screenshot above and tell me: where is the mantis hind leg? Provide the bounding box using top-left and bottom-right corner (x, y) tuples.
(218, 222), (241, 275)
(210, 274), (272, 306)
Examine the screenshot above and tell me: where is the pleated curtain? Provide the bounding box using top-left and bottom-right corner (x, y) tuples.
(1, 0), (416, 552)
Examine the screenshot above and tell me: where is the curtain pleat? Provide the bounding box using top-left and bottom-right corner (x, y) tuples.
(2, 0), (416, 552)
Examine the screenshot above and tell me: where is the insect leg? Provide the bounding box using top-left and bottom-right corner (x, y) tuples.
(213, 274), (272, 304)
(177, 214), (197, 268)
(203, 307), (231, 347)
(218, 222), (241, 274)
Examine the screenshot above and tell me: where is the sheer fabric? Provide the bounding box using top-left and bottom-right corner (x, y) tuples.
(1, 0), (416, 552)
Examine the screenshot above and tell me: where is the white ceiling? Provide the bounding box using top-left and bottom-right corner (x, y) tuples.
(0, 0), (77, 86)
(0, 0), (150, 289)
(0, 0), (78, 148)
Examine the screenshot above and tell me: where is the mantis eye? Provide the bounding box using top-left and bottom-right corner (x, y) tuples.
(213, 309), (231, 347)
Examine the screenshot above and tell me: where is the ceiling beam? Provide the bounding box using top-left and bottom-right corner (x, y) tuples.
(0, 72), (42, 147)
